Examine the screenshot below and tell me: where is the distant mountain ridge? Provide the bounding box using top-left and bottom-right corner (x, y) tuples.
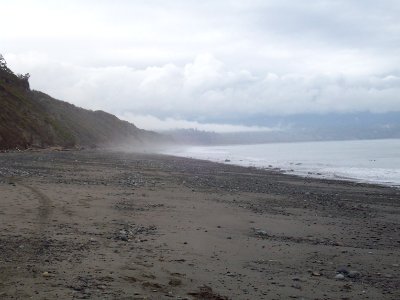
(164, 112), (400, 145)
(0, 56), (163, 150)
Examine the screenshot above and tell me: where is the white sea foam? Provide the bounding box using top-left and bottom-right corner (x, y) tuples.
(163, 139), (400, 187)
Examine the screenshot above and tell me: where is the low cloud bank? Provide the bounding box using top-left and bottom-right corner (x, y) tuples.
(119, 113), (280, 133)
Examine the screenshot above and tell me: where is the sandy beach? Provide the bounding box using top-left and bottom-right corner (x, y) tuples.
(0, 150), (399, 299)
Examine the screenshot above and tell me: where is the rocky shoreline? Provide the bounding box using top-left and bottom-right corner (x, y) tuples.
(0, 150), (399, 299)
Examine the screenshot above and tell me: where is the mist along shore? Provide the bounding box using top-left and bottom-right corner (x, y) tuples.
(0, 150), (399, 300)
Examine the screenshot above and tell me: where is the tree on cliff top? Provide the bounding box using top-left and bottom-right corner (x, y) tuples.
(0, 54), (30, 88)
(0, 54), (13, 74)
(0, 54), (7, 69)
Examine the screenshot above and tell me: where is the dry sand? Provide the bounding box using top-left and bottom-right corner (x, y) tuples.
(0, 150), (399, 299)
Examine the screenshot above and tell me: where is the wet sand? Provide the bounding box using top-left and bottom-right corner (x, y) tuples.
(0, 150), (399, 299)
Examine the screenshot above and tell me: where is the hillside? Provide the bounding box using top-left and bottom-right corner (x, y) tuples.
(0, 56), (162, 150)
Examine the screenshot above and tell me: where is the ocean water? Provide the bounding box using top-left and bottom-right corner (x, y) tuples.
(163, 139), (400, 187)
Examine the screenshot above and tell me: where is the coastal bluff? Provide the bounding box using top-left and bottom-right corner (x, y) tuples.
(0, 56), (161, 150)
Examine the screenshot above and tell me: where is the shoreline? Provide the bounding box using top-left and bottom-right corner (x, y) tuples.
(161, 138), (400, 189)
(160, 152), (400, 191)
(0, 149), (399, 299)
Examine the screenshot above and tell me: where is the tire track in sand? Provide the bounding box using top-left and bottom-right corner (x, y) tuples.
(3, 178), (55, 271)
(15, 180), (53, 230)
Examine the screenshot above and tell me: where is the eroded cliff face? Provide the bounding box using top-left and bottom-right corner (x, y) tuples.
(0, 58), (163, 150)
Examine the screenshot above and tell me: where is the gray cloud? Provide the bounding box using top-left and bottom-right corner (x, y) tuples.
(2, 0), (400, 131)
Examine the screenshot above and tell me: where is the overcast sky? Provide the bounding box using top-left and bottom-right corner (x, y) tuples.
(2, 0), (400, 132)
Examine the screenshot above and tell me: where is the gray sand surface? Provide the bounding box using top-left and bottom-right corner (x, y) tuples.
(0, 150), (399, 299)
